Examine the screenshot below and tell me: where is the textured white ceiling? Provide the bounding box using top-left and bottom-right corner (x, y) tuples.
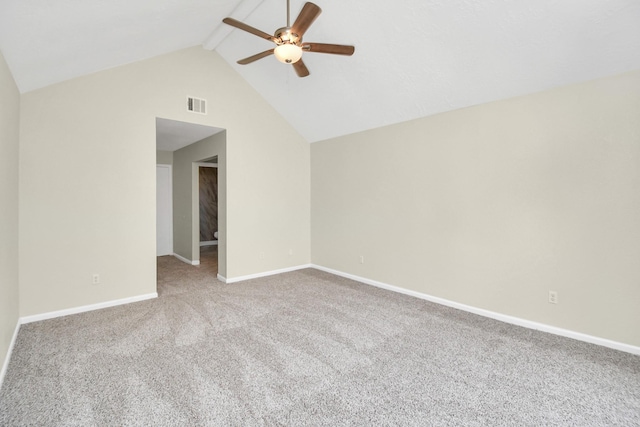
(216, 0), (640, 142)
(0, 0), (245, 93)
(1, 0), (640, 143)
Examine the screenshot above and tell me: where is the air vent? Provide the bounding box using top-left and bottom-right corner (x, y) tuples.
(187, 96), (207, 115)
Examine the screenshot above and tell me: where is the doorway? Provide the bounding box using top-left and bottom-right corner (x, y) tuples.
(155, 117), (227, 279)
(198, 160), (218, 274)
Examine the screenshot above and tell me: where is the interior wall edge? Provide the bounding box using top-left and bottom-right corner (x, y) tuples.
(0, 321), (20, 393)
(0, 48), (21, 393)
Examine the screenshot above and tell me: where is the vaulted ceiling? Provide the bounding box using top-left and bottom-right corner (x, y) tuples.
(2, 0), (640, 142)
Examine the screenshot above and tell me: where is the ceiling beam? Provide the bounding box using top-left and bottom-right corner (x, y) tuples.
(202, 0), (267, 50)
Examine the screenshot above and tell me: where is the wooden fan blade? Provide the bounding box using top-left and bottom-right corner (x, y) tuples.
(223, 18), (275, 42)
(237, 49), (275, 65)
(302, 43), (355, 56)
(293, 59), (310, 77)
(291, 2), (321, 38)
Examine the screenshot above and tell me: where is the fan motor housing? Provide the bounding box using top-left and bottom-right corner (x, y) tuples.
(274, 27), (301, 46)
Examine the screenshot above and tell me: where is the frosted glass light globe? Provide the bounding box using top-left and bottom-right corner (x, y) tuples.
(274, 44), (303, 64)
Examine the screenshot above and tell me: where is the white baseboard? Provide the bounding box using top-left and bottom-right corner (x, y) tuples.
(20, 293), (158, 325)
(225, 264), (312, 284)
(217, 274), (227, 283)
(173, 253), (200, 266)
(311, 264), (640, 356)
(200, 241), (218, 246)
(0, 320), (21, 392)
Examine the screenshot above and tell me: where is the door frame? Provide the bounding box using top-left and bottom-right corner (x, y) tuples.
(156, 164), (173, 256)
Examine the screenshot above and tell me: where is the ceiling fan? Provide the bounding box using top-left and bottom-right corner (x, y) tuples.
(222, 0), (355, 77)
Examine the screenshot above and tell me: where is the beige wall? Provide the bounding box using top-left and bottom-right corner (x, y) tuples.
(19, 46), (310, 316)
(172, 133), (226, 274)
(311, 70), (640, 347)
(13, 40), (636, 352)
(0, 51), (20, 374)
(156, 150), (173, 165)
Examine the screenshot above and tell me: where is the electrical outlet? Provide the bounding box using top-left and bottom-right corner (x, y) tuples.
(548, 290), (558, 304)
(360, 255), (365, 264)
(92, 274), (100, 285)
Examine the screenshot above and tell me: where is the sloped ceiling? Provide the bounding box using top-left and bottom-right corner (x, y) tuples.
(2, 0), (640, 143)
(0, 0), (245, 93)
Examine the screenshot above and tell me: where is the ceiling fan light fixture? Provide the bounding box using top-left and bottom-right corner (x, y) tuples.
(274, 43), (303, 64)
(223, 2), (354, 77)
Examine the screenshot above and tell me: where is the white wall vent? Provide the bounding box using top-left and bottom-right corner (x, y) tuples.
(187, 96), (207, 115)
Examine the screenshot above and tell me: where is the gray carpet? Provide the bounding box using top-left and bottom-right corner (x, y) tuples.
(1, 250), (639, 426)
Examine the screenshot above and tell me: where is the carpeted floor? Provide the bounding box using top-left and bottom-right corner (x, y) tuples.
(1, 250), (639, 426)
